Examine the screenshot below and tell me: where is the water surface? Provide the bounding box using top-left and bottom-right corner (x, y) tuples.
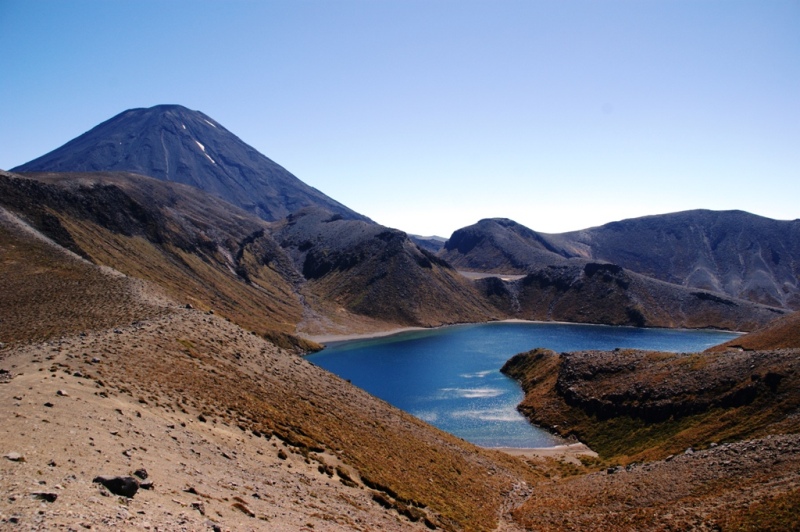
(308, 322), (738, 448)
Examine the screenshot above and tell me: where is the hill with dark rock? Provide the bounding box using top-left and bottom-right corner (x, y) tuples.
(475, 260), (785, 331)
(502, 330), (800, 531)
(272, 208), (498, 328)
(12, 104), (367, 223)
(549, 210), (800, 309)
(440, 218), (568, 273)
(501, 320), (800, 529)
(0, 170), (308, 339)
(443, 211), (800, 311)
(503, 345), (800, 461)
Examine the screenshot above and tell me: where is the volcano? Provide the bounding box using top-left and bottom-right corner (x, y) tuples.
(13, 104), (368, 223)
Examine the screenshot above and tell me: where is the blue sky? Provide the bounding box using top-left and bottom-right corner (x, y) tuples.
(1, 1), (798, 236)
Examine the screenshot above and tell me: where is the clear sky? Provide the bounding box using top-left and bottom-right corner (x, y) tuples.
(1, 1), (798, 237)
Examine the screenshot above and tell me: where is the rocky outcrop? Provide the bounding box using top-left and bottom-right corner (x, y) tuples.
(552, 349), (793, 423)
(549, 210), (800, 309)
(478, 261), (785, 331)
(502, 345), (800, 461)
(440, 218), (568, 273)
(271, 207), (499, 327)
(93, 475), (140, 497)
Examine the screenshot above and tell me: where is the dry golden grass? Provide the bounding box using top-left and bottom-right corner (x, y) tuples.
(57, 216), (304, 336)
(0, 214), (169, 344)
(708, 310), (800, 352)
(56, 310), (540, 531)
(504, 348), (800, 465)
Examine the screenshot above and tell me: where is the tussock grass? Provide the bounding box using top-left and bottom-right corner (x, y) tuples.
(73, 311), (540, 531)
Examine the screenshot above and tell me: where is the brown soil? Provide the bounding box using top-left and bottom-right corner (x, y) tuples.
(4, 187), (800, 531)
(708, 310), (800, 352)
(0, 306), (551, 531)
(513, 433), (800, 531)
(502, 346), (800, 529)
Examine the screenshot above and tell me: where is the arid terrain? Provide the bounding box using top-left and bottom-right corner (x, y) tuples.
(2, 104), (799, 530)
(502, 312), (800, 530)
(3, 197), (800, 530)
(1, 211), (544, 530)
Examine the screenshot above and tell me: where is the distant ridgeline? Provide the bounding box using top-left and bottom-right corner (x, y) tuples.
(441, 215), (800, 312)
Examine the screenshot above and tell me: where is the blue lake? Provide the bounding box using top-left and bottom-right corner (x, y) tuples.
(307, 321), (739, 449)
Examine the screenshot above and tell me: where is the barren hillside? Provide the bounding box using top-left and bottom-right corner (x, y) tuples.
(477, 261), (785, 331)
(444, 212), (800, 310)
(501, 330), (800, 529)
(0, 203), (540, 531)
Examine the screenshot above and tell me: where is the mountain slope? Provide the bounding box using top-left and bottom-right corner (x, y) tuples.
(440, 218), (568, 273)
(272, 207), (499, 330)
(550, 210), (800, 309)
(0, 170), (307, 338)
(12, 104), (367, 223)
(443, 211), (800, 311)
(476, 260), (785, 331)
(706, 310), (800, 352)
(0, 170), (499, 338)
(0, 207), (536, 531)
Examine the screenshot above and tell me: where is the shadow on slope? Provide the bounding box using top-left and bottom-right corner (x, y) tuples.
(477, 261), (785, 332)
(0, 170), (308, 339)
(272, 208), (500, 328)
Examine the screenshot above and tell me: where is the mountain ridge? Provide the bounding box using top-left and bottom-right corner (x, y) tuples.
(3, 107), (800, 530)
(443, 211), (800, 310)
(550, 209), (800, 308)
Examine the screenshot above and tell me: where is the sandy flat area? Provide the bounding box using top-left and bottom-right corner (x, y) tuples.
(493, 443), (597, 460)
(302, 326), (427, 345)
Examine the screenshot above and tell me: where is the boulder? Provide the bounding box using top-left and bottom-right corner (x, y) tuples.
(93, 475), (139, 497)
(32, 492), (58, 502)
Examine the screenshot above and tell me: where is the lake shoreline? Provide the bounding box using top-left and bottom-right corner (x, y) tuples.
(302, 326), (428, 345)
(302, 319), (744, 347)
(303, 318), (597, 346)
(305, 321), (739, 450)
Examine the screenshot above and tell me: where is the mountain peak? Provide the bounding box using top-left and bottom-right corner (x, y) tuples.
(13, 105), (369, 223)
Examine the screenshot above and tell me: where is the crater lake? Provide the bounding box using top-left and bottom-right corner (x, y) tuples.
(307, 321), (739, 448)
